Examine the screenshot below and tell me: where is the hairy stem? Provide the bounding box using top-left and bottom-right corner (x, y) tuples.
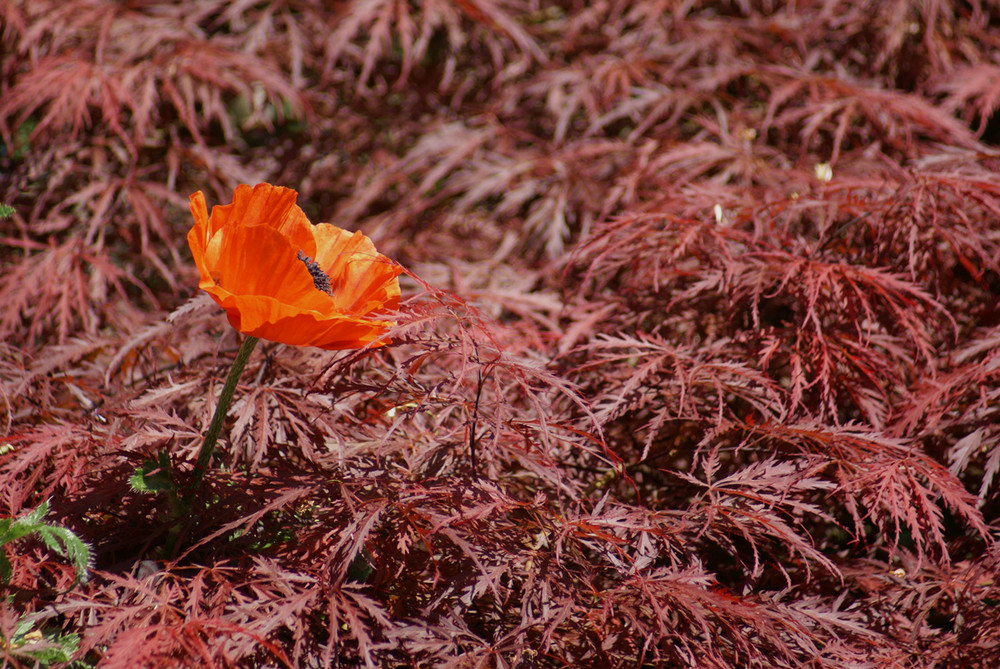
(186, 335), (259, 505)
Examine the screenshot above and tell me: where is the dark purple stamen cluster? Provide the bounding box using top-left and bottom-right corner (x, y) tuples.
(296, 250), (333, 296)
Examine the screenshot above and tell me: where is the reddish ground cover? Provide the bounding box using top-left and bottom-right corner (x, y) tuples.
(2, 1), (1000, 666)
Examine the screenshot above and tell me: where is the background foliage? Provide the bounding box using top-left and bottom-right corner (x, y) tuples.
(2, 0), (1000, 666)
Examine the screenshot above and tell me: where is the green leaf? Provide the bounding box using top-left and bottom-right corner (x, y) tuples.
(0, 500), (50, 546)
(37, 526), (92, 581)
(129, 453), (175, 494)
(7, 618), (81, 666)
(0, 500), (91, 585)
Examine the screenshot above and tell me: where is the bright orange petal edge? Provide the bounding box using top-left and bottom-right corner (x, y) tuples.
(188, 183), (402, 350)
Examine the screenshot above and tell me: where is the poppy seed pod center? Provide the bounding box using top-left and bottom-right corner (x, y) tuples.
(296, 250), (334, 296)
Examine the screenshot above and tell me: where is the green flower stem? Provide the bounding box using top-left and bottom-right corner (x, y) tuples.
(186, 335), (259, 504)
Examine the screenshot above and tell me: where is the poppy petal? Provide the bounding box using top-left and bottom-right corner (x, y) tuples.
(188, 184), (401, 349)
(312, 225), (402, 314)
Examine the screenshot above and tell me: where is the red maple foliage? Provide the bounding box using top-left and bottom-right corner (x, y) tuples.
(2, 0), (1000, 667)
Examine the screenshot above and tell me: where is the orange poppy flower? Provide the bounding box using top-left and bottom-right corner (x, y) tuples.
(188, 183), (402, 349)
